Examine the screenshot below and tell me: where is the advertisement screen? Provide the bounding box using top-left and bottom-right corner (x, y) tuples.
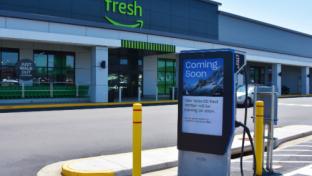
(182, 58), (224, 136)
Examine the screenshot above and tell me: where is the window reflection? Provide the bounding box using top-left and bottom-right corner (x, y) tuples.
(157, 59), (176, 95)
(0, 49), (19, 85)
(108, 48), (144, 101)
(34, 51), (75, 84)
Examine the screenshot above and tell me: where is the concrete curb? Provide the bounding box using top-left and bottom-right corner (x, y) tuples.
(37, 125), (312, 176)
(274, 130), (312, 148)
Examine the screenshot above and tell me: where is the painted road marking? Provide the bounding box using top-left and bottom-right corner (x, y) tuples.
(284, 164), (312, 176)
(277, 149), (312, 152)
(294, 145), (312, 148)
(279, 103), (312, 107)
(233, 160), (312, 164)
(273, 154), (312, 157)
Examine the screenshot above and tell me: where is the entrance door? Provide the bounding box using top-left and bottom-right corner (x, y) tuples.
(108, 49), (143, 101)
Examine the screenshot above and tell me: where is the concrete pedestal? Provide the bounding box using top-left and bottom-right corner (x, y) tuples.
(178, 150), (232, 176)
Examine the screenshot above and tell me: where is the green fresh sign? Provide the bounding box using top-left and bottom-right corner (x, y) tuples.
(104, 0), (144, 28)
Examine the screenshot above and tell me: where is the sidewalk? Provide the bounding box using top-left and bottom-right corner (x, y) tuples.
(143, 135), (312, 176)
(37, 125), (312, 176)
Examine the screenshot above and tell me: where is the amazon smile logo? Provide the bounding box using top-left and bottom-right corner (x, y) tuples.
(104, 0), (144, 29)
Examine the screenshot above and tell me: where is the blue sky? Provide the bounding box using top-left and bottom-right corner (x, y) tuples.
(217, 0), (312, 35)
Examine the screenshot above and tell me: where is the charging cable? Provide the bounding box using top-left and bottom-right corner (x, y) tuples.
(235, 121), (256, 176)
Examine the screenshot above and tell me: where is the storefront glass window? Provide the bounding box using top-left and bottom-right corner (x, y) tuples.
(157, 59), (176, 95)
(0, 49), (19, 85)
(66, 55), (75, 68)
(120, 58), (128, 65)
(249, 66), (265, 85)
(35, 54), (48, 67)
(34, 51), (75, 84)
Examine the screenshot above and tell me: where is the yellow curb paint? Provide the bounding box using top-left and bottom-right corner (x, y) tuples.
(62, 162), (115, 176)
(0, 100), (178, 111)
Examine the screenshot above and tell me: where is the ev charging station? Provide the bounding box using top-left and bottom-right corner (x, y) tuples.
(177, 49), (246, 176)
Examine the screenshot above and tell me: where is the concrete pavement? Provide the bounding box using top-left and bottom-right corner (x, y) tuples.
(37, 125), (312, 176)
(142, 135), (312, 176)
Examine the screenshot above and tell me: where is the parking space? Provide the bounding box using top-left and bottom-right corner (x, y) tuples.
(231, 136), (312, 175)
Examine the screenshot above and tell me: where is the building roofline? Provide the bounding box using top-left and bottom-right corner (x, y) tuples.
(199, 0), (222, 6)
(219, 11), (312, 39)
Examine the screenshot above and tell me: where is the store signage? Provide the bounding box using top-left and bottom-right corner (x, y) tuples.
(104, 0), (144, 28)
(178, 50), (236, 155)
(16, 59), (35, 81)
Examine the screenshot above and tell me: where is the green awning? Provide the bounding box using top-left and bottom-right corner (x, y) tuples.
(121, 40), (176, 53)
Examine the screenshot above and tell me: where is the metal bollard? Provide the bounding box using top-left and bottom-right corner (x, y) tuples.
(119, 87), (122, 102)
(133, 103), (142, 176)
(266, 86), (275, 172)
(156, 87), (158, 101)
(21, 82), (25, 98)
(255, 101), (264, 176)
(138, 87), (141, 102)
(76, 84), (79, 97)
(172, 87), (175, 100)
(50, 83), (54, 98)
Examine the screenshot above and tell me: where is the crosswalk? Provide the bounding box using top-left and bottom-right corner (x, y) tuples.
(231, 137), (312, 176)
(284, 164), (312, 176)
(269, 139), (312, 176)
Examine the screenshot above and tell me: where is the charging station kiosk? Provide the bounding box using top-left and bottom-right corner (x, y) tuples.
(177, 49), (245, 176)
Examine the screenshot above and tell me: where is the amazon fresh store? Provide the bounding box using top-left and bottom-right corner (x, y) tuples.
(0, 0), (312, 104)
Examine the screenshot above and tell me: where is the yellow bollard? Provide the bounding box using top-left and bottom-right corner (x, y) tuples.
(133, 103), (142, 176)
(255, 101), (264, 176)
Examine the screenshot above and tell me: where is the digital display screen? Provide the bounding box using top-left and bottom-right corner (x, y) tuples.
(182, 58), (224, 136)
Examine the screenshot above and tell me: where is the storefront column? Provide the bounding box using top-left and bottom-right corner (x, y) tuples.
(90, 46), (108, 103)
(272, 63), (282, 95)
(301, 66), (310, 95)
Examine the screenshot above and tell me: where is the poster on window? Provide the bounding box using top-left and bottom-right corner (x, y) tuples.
(182, 58), (224, 136)
(16, 59), (35, 81)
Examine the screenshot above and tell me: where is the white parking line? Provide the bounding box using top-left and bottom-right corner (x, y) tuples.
(294, 145), (312, 148)
(279, 103), (312, 107)
(284, 164), (312, 176)
(277, 149), (312, 152)
(273, 154), (312, 157)
(232, 160), (312, 164)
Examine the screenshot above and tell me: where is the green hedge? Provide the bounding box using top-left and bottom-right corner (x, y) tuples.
(0, 85), (89, 99)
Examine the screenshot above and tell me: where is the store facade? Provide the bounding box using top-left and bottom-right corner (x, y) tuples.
(0, 0), (311, 104)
